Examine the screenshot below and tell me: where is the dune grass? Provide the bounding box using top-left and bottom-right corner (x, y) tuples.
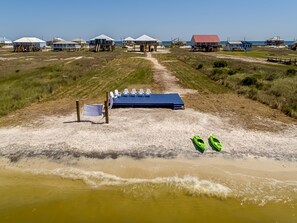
(155, 48), (297, 118)
(0, 49), (152, 117)
(217, 47), (297, 59)
(154, 54), (229, 94)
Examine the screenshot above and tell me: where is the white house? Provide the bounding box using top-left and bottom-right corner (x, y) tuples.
(89, 34), (115, 51)
(123, 37), (135, 47)
(13, 37), (46, 52)
(0, 37), (13, 48)
(134, 34), (158, 52)
(52, 41), (81, 51)
(265, 37), (284, 46)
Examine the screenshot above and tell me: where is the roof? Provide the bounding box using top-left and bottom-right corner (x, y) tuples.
(53, 41), (79, 45)
(90, 34), (114, 41)
(192, 34), (220, 43)
(53, 37), (65, 42)
(267, 36), (284, 41)
(124, 37), (135, 41)
(72, 38), (87, 43)
(0, 37), (12, 41)
(14, 37), (45, 43)
(135, 34), (157, 42)
(227, 41), (242, 45)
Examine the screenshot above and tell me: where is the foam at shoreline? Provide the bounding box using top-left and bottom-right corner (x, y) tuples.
(1, 156), (296, 206)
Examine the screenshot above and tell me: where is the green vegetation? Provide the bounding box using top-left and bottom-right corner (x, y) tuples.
(0, 49), (152, 117)
(156, 48), (297, 118)
(217, 47), (297, 59)
(155, 53), (229, 94)
(213, 60), (228, 68)
(286, 68), (296, 77)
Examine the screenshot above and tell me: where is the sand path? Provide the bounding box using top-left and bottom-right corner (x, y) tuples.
(143, 53), (196, 94)
(208, 53), (278, 65)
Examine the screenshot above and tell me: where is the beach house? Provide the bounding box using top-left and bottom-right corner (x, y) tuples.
(52, 41), (81, 51)
(0, 37), (13, 48)
(223, 41), (243, 51)
(89, 34), (115, 52)
(241, 41), (253, 51)
(123, 37), (135, 47)
(13, 37), (46, 52)
(265, 37), (284, 47)
(289, 41), (297, 51)
(191, 34), (220, 52)
(224, 40), (252, 51)
(134, 35), (158, 52)
(72, 38), (88, 49)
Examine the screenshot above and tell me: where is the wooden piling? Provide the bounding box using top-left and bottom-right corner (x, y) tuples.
(105, 92), (109, 124)
(76, 100), (80, 122)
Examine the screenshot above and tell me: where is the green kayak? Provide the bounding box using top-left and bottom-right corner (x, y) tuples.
(208, 134), (222, 152)
(193, 135), (206, 152)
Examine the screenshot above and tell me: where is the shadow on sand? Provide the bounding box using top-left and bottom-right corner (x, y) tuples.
(63, 120), (105, 125)
(191, 138), (205, 154)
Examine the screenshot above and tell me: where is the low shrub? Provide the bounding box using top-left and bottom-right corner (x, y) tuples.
(240, 76), (257, 86)
(213, 60), (228, 68)
(286, 69), (296, 77)
(228, 69), (237, 75)
(196, 64), (203, 69)
(264, 73), (277, 81)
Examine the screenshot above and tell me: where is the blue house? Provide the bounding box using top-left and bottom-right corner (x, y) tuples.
(241, 41), (253, 51)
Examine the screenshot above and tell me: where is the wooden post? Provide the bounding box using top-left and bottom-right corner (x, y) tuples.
(105, 92), (109, 124)
(76, 100), (80, 122)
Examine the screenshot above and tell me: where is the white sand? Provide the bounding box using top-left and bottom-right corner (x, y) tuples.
(0, 108), (296, 161)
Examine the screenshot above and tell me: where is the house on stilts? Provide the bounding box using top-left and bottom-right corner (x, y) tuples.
(191, 34), (220, 52)
(89, 34), (115, 52)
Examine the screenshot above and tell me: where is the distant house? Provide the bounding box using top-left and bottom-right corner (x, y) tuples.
(223, 41), (243, 51)
(265, 37), (284, 46)
(72, 38), (88, 49)
(191, 34), (220, 52)
(289, 41), (297, 51)
(123, 37), (135, 47)
(0, 37), (13, 48)
(224, 41), (252, 51)
(89, 34), (115, 52)
(13, 37), (46, 52)
(134, 34), (158, 52)
(47, 37), (66, 46)
(241, 41), (253, 51)
(52, 41), (81, 51)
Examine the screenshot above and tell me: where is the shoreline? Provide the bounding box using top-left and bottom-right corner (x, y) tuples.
(1, 156), (296, 206)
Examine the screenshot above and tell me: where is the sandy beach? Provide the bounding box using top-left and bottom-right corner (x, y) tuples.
(0, 108), (297, 162)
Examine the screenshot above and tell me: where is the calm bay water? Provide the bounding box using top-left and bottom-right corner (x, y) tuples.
(0, 157), (296, 223)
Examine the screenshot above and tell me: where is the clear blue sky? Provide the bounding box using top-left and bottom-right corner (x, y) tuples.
(1, 0), (296, 41)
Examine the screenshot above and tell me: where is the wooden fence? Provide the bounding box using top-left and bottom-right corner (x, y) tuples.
(267, 57), (297, 66)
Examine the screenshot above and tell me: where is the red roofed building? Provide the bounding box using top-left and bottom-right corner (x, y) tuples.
(191, 34), (220, 52)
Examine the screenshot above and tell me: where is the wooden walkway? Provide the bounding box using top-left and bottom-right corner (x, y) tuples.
(267, 57), (297, 66)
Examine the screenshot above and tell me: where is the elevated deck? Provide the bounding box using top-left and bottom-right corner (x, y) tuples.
(112, 93), (184, 110)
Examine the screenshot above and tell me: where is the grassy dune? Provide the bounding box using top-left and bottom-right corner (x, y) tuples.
(0, 49), (153, 117)
(155, 48), (297, 118)
(217, 47), (297, 59)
